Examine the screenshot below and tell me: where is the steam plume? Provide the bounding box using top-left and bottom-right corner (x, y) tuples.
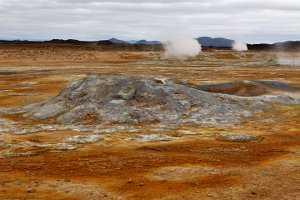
(276, 53), (300, 66)
(275, 44), (300, 66)
(163, 33), (201, 59)
(232, 41), (248, 51)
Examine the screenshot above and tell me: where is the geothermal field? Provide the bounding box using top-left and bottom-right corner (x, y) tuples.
(0, 42), (299, 200)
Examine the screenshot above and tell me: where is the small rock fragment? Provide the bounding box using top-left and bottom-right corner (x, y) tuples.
(65, 134), (103, 144)
(27, 188), (36, 193)
(216, 132), (262, 142)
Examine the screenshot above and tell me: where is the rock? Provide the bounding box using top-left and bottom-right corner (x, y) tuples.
(207, 192), (218, 198)
(24, 76), (257, 126)
(178, 130), (198, 135)
(55, 143), (78, 150)
(135, 134), (175, 142)
(240, 110), (252, 117)
(258, 95), (300, 105)
(216, 133), (262, 142)
(116, 84), (136, 100)
(250, 101), (272, 110)
(57, 103), (99, 124)
(27, 188), (36, 193)
(189, 80), (300, 97)
(65, 134), (103, 144)
(21, 76), (299, 127)
(191, 80), (271, 97)
(31, 102), (66, 119)
(18, 142), (77, 151)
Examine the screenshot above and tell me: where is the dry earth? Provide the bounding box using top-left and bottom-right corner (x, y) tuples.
(0, 44), (299, 200)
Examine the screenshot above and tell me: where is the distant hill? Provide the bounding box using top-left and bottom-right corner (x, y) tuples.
(274, 41), (300, 51)
(108, 38), (129, 44)
(247, 41), (300, 51)
(48, 39), (87, 44)
(135, 40), (162, 45)
(196, 37), (234, 48)
(1, 37), (299, 51)
(127, 40), (139, 44)
(97, 40), (113, 45)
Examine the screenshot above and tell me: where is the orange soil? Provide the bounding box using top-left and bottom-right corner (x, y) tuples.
(0, 44), (299, 199)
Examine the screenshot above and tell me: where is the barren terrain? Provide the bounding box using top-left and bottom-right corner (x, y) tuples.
(0, 44), (299, 200)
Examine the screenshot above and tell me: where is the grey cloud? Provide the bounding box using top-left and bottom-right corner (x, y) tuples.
(0, 0), (299, 42)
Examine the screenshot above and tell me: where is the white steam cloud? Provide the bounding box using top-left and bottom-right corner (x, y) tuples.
(276, 53), (300, 66)
(163, 33), (201, 59)
(232, 41), (248, 51)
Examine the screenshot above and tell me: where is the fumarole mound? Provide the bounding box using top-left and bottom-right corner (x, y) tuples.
(23, 76), (298, 126)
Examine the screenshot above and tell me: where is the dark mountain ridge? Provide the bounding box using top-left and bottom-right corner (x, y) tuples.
(1, 38), (299, 51)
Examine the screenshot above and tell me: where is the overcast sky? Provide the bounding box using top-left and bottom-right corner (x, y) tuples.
(0, 0), (299, 43)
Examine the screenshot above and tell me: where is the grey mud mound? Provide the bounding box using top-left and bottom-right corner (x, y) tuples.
(23, 76), (297, 126)
(187, 80), (300, 97)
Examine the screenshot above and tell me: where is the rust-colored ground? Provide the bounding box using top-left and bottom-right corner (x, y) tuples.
(0, 44), (299, 199)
